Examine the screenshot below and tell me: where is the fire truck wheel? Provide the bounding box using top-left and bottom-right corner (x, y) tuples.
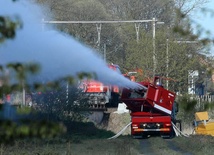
(170, 127), (176, 138)
(161, 128), (175, 139)
(141, 134), (148, 139)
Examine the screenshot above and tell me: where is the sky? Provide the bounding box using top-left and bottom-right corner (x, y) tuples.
(191, 0), (214, 55)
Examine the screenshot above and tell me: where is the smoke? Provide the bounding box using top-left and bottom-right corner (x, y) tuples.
(0, 0), (141, 89)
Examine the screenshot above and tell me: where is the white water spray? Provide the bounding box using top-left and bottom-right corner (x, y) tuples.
(0, 0), (142, 89)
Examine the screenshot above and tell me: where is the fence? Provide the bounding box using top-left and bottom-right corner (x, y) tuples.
(195, 95), (214, 103)
(194, 95), (214, 110)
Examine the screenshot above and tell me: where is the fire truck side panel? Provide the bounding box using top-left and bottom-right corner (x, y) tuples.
(146, 84), (176, 115)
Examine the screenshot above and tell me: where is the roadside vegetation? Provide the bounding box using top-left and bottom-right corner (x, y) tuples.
(0, 121), (140, 155)
(2, 123), (214, 155)
(175, 94), (214, 135)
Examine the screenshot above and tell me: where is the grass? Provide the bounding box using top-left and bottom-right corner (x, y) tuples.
(138, 136), (189, 155)
(62, 121), (116, 141)
(173, 135), (214, 155)
(0, 137), (140, 155)
(0, 121), (141, 155)
(137, 135), (214, 155)
(2, 121), (214, 155)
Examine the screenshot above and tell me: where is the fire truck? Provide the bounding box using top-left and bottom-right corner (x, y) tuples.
(78, 64), (122, 110)
(121, 76), (180, 138)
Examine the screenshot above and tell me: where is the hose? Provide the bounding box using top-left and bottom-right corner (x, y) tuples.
(107, 121), (191, 139)
(171, 121), (190, 137)
(107, 122), (132, 140)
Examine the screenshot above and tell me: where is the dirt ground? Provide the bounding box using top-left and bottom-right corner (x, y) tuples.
(97, 108), (131, 136)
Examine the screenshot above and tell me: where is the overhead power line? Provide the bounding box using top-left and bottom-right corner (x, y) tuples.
(42, 19), (156, 24)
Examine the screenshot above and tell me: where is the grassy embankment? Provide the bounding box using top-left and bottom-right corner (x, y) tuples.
(0, 121), (141, 155)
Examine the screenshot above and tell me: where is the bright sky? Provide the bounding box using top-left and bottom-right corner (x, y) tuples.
(192, 0), (214, 55)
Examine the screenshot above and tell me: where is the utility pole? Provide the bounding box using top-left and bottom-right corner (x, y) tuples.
(152, 18), (164, 76)
(103, 43), (106, 62)
(135, 23), (140, 43)
(152, 18), (156, 76)
(22, 82), (26, 106)
(66, 82), (69, 104)
(96, 23), (102, 48)
(166, 38), (169, 89)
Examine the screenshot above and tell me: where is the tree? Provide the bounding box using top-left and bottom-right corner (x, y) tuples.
(175, 0), (209, 16)
(36, 0), (213, 94)
(38, 0), (111, 46)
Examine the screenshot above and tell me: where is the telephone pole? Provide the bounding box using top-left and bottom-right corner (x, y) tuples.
(152, 18), (164, 76)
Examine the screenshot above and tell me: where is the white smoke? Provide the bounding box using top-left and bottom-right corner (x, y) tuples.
(0, 0), (142, 89)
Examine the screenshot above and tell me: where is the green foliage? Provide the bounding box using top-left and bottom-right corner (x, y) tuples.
(176, 94), (198, 123)
(16, 106), (32, 115)
(202, 101), (214, 111)
(0, 16), (21, 42)
(178, 94), (198, 112)
(77, 72), (96, 80)
(0, 104), (67, 144)
(31, 81), (93, 122)
(0, 62), (41, 96)
(0, 118), (66, 144)
(178, 94), (214, 112)
(6, 62), (40, 82)
(176, 94), (214, 124)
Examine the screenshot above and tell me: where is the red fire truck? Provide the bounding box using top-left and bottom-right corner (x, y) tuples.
(121, 76), (180, 138)
(78, 64), (122, 110)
